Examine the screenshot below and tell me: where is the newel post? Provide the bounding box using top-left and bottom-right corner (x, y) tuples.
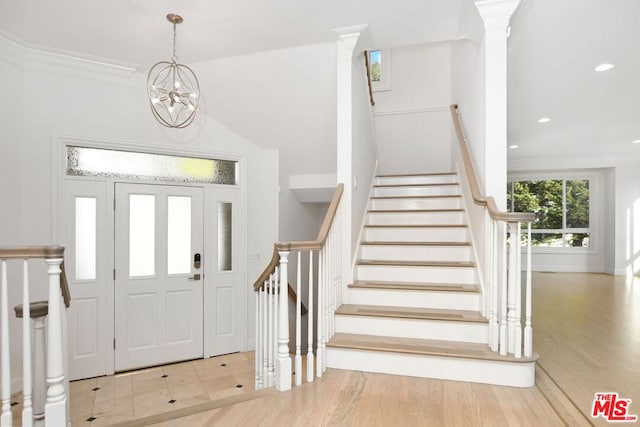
(44, 257), (66, 425)
(275, 247), (291, 391)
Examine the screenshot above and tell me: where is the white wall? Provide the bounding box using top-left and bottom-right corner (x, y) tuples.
(373, 43), (454, 174)
(0, 36), (279, 387)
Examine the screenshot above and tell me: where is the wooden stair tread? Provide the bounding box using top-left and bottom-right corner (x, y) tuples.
(335, 304), (486, 323)
(357, 260), (475, 268)
(376, 172), (456, 178)
(371, 195), (462, 200)
(360, 241), (471, 247)
(367, 209), (464, 213)
(327, 333), (539, 363)
(374, 183), (458, 188)
(349, 281), (480, 293)
(365, 224), (468, 228)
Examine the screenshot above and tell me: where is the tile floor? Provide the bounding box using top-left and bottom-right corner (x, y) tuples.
(11, 351), (256, 426)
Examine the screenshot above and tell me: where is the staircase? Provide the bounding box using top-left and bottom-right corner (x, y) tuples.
(325, 173), (538, 387)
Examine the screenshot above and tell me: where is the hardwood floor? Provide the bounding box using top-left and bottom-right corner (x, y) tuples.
(14, 272), (638, 426)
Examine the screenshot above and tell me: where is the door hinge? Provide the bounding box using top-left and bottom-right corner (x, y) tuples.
(113, 269), (116, 280)
(113, 198), (116, 211)
(113, 338), (116, 349)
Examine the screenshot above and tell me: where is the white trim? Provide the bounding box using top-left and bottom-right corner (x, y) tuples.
(374, 105), (449, 117)
(0, 30), (137, 79)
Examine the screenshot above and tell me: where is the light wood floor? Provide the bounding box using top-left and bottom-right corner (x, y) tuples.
(12, 272), (639, 426)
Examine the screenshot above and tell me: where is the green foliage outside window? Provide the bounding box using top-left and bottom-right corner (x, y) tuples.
(507, 179), (590, 247)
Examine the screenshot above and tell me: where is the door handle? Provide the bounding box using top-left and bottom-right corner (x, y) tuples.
(188, 274), (201, 281)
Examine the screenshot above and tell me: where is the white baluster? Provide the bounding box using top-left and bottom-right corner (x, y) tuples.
(22, 261), (33, 427)
(514, 223), (523, 358)
(1, 260), (12, 427)
(254, 292), (260, 390)
(262, 284), (268, 389)
(307, 251), (314, 383)
(524, 222), (533, 357)
(499, 224), (508, 356)
(267, 274), (274, 388)
(33, 313), (46, 426)
(275, 250), (291, 391)
(490, 220), (499, 352)
(316, 250), (324, 378)
(45, 257), (66, 426)
(294, 251), (302, 386)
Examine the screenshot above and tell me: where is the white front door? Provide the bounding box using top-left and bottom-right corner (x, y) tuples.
(114, 183), (204, 371)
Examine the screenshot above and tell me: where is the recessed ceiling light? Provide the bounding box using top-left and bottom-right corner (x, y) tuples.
(632, 140), (640, 144)
(509, 145), (519, 149)
(537, 117), (551, 123)
(595, 63), (615, 72)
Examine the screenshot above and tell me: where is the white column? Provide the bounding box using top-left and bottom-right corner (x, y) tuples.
(33, 315), (46, 426)
(475, 0), (520, 210)
(275, 249), (291, 391)
(45, 257), (66, 426)
(334, 26), (365, 287)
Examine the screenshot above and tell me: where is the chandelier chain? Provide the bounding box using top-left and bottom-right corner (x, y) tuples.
(172, 23), (178, 62)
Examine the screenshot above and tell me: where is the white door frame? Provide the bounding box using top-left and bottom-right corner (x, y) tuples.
(53, 135), (248, 378)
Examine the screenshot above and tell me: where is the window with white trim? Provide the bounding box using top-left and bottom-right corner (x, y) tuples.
(368, 49), (391, 92)
(507, 178), (590, 248)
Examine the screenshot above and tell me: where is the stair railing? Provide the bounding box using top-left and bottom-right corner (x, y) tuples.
(253, 184), (344, 391)
(0, 245), (70, 427)
(450, 105), (536, 358)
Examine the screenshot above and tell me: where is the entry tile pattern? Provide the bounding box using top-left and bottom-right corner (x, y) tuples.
(11, 351), (255, 427)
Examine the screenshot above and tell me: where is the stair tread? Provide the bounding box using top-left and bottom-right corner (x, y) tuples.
(371, 195), (462, 200)
(374, 183), (458, 188)
(335, 304), (486, 323)
(357, 260), (475, 268)
(328, 333), (538, 363)
(349, 281), (480, 293)
(360, 241), (471, 246)
(365, 224), (468, 228)
(376, 172), (456, 178)
(368, 209), (464, 213)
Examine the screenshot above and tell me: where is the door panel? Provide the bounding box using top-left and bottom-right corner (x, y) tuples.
(115, 183), (203, 371)
(64, 180), (109, 380)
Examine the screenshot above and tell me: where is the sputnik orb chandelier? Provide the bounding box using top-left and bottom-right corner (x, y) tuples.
(147, 13), (200, 128)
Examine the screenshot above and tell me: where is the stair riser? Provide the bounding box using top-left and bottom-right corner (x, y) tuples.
(364, 227), (469, 242)
(367, 212), (465, 226)
(347, 288), (480, 311)
(375, 175), (457, 186)
(359, 245), (472, 262)
(371, 198), (461, 210)
(357, 265), (478, 284)
(335, 316), (488, 343)
(373, 186), (459, 197)
(326, 348), (536, 387)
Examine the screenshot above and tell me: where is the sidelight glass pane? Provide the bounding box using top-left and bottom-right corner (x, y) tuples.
(218, 202), (232, 271)
(66, 146), (237, 185)
(369, 50), (381, 82)
(75, 197), (96, 280)
(129, 195), (155, 277)
(167, 196), (191, 275)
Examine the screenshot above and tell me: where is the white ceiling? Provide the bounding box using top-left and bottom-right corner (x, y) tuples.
(508, 0), (640, 161)
(2, 0), (639, 165)
(0, 0), (464, 67)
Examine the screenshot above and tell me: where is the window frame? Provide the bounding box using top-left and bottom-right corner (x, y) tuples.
(507, 171), (598, 254)
(368, 49), (392, 92)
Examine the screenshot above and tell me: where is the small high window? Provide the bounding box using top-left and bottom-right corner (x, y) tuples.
(368, 49), (391, 92)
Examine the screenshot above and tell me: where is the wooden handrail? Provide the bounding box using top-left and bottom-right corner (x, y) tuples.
(449, 105), (535, 223)
(364, 51), (375, 107)
(253, 183), (344, 292)
(0, 245), (71, 308)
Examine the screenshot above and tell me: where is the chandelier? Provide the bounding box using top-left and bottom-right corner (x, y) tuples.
(147, 14), (200, 128)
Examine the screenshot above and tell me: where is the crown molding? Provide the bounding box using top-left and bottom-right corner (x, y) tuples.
(0, 31), (138, 80)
